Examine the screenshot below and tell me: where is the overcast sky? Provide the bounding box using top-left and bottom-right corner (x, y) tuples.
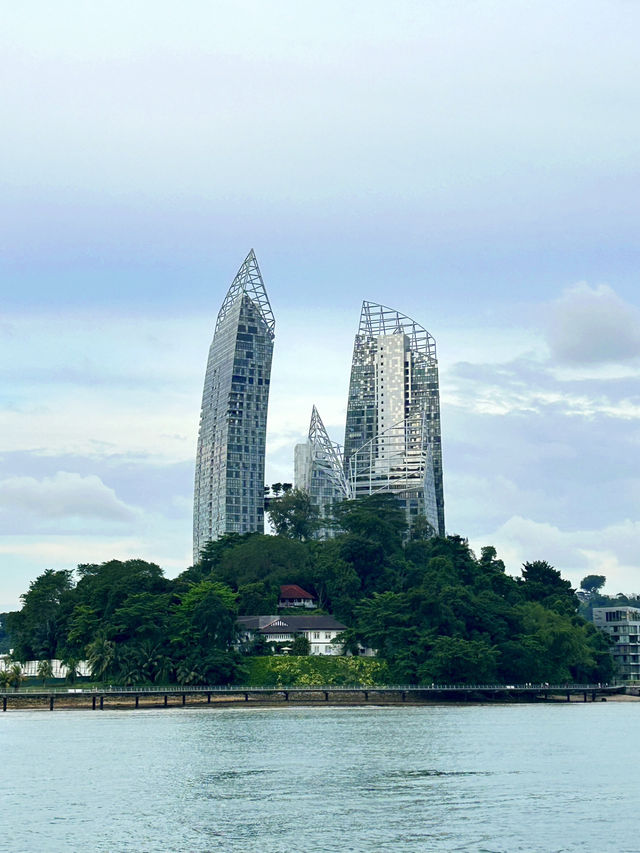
(2, 1), (639, 609)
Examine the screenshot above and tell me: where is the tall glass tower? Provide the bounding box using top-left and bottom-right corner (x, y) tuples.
(294, 406), (352, 537)
(343, 301), (444, 536)
(193, 250), (275, 561)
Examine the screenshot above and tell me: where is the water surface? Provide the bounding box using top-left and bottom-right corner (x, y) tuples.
(2, 703), (638, 852)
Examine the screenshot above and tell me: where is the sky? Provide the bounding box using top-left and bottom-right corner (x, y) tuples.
(1, 0), (639, 609)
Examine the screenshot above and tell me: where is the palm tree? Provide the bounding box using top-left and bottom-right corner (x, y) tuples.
(132, 640), (173, 684)
(0, 669), (11, 691)
(176, 657), (206, 686)
(37, 659), (54, 686)
(9, 663), (25, 691)
(86, 634), (116, 683)
(116, 648), (144, 686)
(61, 656), (80, 685)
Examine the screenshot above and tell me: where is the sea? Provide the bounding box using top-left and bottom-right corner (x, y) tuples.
(1, 702), (638, 852)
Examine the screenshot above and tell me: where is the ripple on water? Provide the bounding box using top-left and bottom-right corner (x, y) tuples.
(1, 704), (640, 852)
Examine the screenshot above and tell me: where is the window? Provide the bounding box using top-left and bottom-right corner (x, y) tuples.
(313, 632), (320, 639)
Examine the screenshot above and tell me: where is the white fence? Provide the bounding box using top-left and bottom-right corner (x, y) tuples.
(0, 657), (91, 678)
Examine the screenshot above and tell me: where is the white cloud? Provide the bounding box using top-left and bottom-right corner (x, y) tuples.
(470, 515), (640, 595)
(0, 472), (135, 522)
(546, 282), (640, 365)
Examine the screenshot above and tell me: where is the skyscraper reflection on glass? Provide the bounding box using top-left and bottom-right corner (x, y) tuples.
(193, 251), (275, 561)
(343, 301), (444, 535)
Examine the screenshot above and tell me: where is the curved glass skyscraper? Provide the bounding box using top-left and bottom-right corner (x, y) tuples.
(294, 405), (352, 537)
(193, 251), (275, 561)
(343, 301), (444, 536)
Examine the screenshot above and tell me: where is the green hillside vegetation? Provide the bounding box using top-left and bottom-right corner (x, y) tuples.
(244, 656), (390, 687)
(4, 494), (614, 686)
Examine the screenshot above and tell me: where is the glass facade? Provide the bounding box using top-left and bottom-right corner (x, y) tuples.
(343, 301), (444, 535)
(294, 406), (352, 538)
(193, 251), (275, 561)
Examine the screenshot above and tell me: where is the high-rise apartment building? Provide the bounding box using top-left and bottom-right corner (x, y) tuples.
(343, 301), (444, 535)
(193, 251), (275, 561)
(294, 406), (351, 537)
(593, 607), (640, 680)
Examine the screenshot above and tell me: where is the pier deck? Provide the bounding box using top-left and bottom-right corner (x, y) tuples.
(0, 683), (624, 711)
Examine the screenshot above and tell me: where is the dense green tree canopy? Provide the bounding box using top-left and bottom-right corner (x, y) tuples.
(6, 569), (73, 660)
(2, 495), (615, 686)
(266, 488), (320, 540)
(580, 574), (606, 594)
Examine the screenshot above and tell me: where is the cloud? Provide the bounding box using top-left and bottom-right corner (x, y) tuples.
(442, 343), (640, 539)
(0, 472), (135, 523)
(545, 283), (640, 365)
(469, 515), (640, 596)
(445, 344), (640, 422)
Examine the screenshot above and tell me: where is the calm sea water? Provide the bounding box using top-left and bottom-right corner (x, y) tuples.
(1, 703), (638, 852)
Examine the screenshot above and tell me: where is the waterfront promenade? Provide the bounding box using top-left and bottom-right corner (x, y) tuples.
(0, 682), (624, 711)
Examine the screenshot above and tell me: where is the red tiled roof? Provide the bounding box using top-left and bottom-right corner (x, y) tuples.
(279, 584), (316, 600)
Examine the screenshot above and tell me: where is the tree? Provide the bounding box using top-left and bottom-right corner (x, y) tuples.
(515, 602), (596, 683)
(333, 628), (360, 656)
(109, 593), (172, 643)
(216, 534), (312, 589)
(116, 647), (144, 685)
(37, 659), (54, 686)
(65, 605), (100, 654)
(171, 581), (238, 651)
(61, 656), (80, 685)
(520, 560), (575, 613)
(73, 559), (169, 625)
(580, 575), (606, 594)
(419, 637), (499, 684)
(132, 639), (173, 684)
(195, 533), (251, 576)
(176, 655), (206, 686)
(311, 542), (361, 620)
(289, 635), (310, 656)
(410, 515), (436, 541)
(8, 663), (25, 691)
(0, 669), (11, 691)
(355, 591), (413, 659)
(267, 489), (319, 540)
(86, 634), (116, 682)
(333, 494), (407, 554)
(5, 569), (73, 660)
(236, 582), (277, 616)
(240, 632), (271, 656)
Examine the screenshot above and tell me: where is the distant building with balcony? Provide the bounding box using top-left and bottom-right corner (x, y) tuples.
(592, 606), (640, 680)
(278, 585), (317, 609)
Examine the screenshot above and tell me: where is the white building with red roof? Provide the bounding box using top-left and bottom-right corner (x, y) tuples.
(237, 614), (346, 655)
(278, 584), (318, 609)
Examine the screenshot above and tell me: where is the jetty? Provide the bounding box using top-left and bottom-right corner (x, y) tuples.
(0, 683), (624, 711)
